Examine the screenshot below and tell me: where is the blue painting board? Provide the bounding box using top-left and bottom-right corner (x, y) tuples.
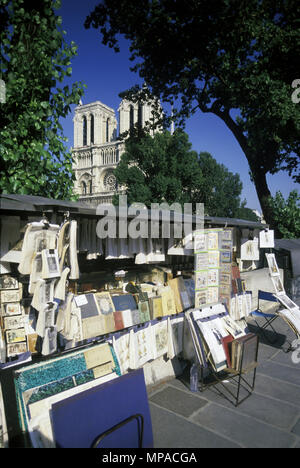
(51, 368), (153, 448)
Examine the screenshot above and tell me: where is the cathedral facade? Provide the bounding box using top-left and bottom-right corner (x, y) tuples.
(72, 96), (159, 206)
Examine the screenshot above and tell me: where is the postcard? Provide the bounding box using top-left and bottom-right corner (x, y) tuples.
(222, 229), (232, 241)
(194, 232), (206, 252)
(208, 251), (219, 268)
(195, 271), (208, 290)
(220, 272), (231, 285)
(195, 290), (207, 308)
(207, 287), (219, 304)
(195, 252), (208, 271)
(207, 269), (219, 287)
(220, 250), (232, 264)
(207, 231), (219, 250)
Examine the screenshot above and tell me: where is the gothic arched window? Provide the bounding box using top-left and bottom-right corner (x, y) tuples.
(81, 181), (87, 195)
(90, 114), (94, 144)
(138, 104), (143, 128)
(106, 118), (109, 142)
(89, 180), (93, 194)
(83, 116), (87, 146)
(129, 105), (134, 130)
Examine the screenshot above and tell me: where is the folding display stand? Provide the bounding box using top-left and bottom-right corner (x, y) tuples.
(198, 335), (259, 407)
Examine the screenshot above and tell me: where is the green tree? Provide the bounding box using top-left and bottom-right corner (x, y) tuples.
(114, 129), (204, 207)
(267, 190), (300, 238)
(0, 0), (85, 199)
(85, 0), (300, 227)
(114, 129), (254, 220)
(198, 151), (244, 218)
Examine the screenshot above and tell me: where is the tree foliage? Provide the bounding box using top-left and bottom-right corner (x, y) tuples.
(267, 190), (300, 238)
(0, 0), (85, 199)
(85, 0), (300, 226)
(114, 129), (204, 207)
(114, 129), (255, 220)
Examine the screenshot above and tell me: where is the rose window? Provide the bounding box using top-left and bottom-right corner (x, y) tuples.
(103, 171), (117, 191)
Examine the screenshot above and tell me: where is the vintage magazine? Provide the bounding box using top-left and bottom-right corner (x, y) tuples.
(18, 222), (59, 275)
(41, 249), (61, 280)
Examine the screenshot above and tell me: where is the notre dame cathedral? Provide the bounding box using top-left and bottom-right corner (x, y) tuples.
(72, 95), (160, 206)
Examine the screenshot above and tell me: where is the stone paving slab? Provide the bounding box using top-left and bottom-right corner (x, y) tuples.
(149, 386), (208, 418)
(254, 373), (300, 408)
(291, 419), (300, 437)
(257, 360), (300, 386)
(149, 403), (240, 448)
(191, 403), (297, 448)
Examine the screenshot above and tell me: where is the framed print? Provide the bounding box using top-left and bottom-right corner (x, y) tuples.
(2, 302), (21, 316)
(265, 253), (280, 276)
(4, 315), (27, 330)
(0, 288), (21, 303)
(7, 342), (27, 357)
(0, 275), (18, 290)
(6, 328), (26, 344)
(271, 275), (285, 295)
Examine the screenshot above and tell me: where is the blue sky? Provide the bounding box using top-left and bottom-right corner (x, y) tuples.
(59, 0), (299, 212)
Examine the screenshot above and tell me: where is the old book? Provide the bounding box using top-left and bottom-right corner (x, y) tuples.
(149, 296), (163, 319)
(111, 294), (137, 311)
(75, 293), (99, 319)
(103, 313), (116, 334)
(94, 292), (115, 315)
(81, 316), (106, 340)
(221, 335), (234, 368)
(183, 278), (195, 306)
(131, 308), (141, 326)
(113, 311), (124, 331)
(121, 309), (134, 328)
(138, 301), (150, 323)
(159, 286), (177, 317)
(168, 278), (184, 313)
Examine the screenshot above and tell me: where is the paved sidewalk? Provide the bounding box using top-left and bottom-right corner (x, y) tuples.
(147, 316), (300, 448)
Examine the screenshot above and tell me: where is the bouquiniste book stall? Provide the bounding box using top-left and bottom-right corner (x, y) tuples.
(0, 194), (286, 448)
